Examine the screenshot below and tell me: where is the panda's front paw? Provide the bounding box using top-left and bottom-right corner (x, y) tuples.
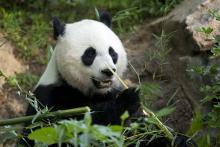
(116, 87), (141, 115)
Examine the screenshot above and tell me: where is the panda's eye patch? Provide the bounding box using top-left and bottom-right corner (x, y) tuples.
(81, 47), (97, 66)
(109, 47), (118, 64)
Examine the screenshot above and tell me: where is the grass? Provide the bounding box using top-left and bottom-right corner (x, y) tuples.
(144, 29), (173, 80)
(12, 73), (39, 90)
(0, 8), (50, 61)
(0, 0), (182, 62)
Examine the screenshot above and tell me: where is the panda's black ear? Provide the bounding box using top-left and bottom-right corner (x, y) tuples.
(99, 12), (112, 28)
(52, 17), (65, 40)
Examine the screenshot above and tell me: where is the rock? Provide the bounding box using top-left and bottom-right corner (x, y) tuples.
(186, 0), (220, 51)
(123, 0), (209, 133)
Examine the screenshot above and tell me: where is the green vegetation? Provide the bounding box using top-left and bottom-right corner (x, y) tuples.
(197, 26), (213, 39)
(24, 108), (175, 147)
(145, 30), (173, 80)
(187, 10), (220, 147)
(28, 113), (124, 146)
(10, 73), (39, 90)
(0, 8), (50, 61)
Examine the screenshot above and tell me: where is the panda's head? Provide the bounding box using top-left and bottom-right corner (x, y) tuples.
(52, 13), (127, 95)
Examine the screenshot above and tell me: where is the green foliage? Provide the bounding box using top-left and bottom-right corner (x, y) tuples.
(209, 9), (220, 21)
(152, 30), (173, 61)
(200, 82), (220, 103)
(120, 111), (129, 126)
(28, 127), (57, 145)
(189, 63), (219, 77)
(14, 73), (39, 90)
(0, 70), (19, 87)
(211, 36), (220, 57)
(155, 106), (175, 118)
(27, 113), (124, 147)
(7, 76), (19, 87)
(145, 30), (173, 79)
(211, 45), (220, 57)
(206, 108), (220, 128)
(188, 113), (212, 147)
(140, 83), (162, 107)
(197, 26), (213, 39)
(190, 63), (220, 130)
(138, 0), (182, 16)
(197, 135), (211, 147)
(140, 79), (175, 121)
(140, 83), (161, 99)
(0, 8), (50, 60)
(197, 27), (213, 35)
(187, 66), (206, 75)
(3, 73), (39, 90)
(188, 112), (211, 147)
(187, 112), (203, 136)
(187, 10), (220, 146)
(0, 126), (18, 144)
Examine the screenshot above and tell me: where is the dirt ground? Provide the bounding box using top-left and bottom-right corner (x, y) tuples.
(0, 32), (27, 119)
(123, 20), (205, 132)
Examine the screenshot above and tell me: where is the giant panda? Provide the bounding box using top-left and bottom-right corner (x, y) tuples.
(19, 13), (196, 147)
(27, 13), (140, 125)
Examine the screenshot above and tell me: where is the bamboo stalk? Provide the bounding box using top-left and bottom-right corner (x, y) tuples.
(142, 107), (173, 141)
(0, 106), (90, 126)
(104, 62), (128, 89)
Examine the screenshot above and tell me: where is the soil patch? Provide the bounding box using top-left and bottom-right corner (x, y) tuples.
(0, 33), (27, 119)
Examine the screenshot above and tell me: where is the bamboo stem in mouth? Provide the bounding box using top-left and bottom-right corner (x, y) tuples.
(104, 62), (128, 89)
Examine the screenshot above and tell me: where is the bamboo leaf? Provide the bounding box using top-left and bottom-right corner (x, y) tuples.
(28, 127), (57, 145)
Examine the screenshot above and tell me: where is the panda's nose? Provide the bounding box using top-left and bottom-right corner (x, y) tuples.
(101, 68), (116, 77)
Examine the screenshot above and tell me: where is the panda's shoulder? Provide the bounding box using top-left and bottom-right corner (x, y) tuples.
(33, 82), (85, 108)
(33, 81), (121, 109)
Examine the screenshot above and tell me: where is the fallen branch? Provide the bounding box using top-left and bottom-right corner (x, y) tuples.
(0, 106), (90, 126)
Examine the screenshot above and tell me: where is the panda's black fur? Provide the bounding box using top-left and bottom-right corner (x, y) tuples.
(28, 80), (140, 125)
(18, 13), (196, 147)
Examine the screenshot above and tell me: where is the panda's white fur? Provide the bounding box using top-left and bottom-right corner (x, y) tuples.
(37, 19), (127, 95)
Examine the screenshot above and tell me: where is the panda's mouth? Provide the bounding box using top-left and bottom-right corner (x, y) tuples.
(92, 78), (112, 88)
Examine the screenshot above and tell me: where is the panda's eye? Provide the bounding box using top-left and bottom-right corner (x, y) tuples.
(109, 47), (118, 64)
(81, 47), (97, 66)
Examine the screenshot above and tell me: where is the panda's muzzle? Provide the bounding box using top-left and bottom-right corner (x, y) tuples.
(91, 78), (112, 88)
